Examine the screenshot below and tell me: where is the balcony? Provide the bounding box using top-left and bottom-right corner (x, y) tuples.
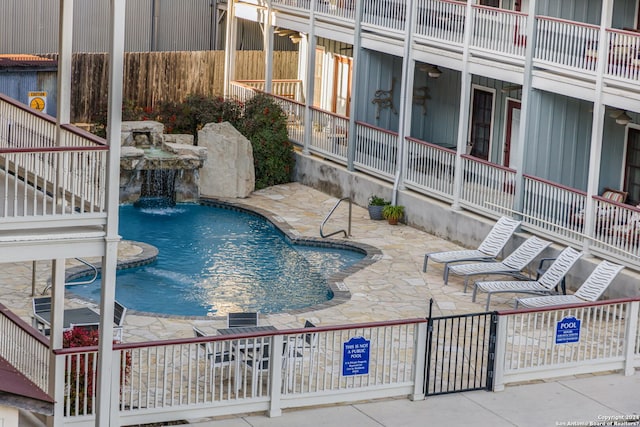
(0, 94), (108, 262)
(265, 0), (640, 98)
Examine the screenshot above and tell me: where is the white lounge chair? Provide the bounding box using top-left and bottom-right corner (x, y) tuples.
(472, 246), (583, 310)
(515, 260), (624, 308)
(423, 216), (521, 283)
(447, 236), (551, 288)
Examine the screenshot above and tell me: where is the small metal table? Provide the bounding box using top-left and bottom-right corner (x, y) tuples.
(217, 326), (278, 393)
(35, 307), (101, 330)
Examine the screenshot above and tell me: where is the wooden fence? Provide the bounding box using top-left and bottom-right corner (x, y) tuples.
(43, 51), (299, 123)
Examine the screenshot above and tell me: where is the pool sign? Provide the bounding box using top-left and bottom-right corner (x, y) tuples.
(342, 336), (370, 376)
(28, 91), (47, 113)
(555, 316), (581, 344)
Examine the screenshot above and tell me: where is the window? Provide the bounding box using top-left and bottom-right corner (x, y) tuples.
(469, 88), (494, 161)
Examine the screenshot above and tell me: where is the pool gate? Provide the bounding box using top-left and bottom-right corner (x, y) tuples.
(424, 298), (497, 395)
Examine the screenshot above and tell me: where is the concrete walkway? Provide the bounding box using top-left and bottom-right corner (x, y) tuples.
(179, 373), (640, 427)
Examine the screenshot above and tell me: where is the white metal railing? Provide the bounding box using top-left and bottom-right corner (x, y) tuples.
(494, 299), (640, 388)
(271, 0), (311, 12)
(228, 81), (258, 103)
(605, 29), (640, 81)
(459, 154), (516, 217)
(362, 0), (406, 33)
(354, 122), (398, 180)
(0, 303), (50, 392)
(271, 96), (306, 145)
(404, 137), (455, 201)
(589, 197), (640, 261)
(414, 0), (466, 45)
(57, 320), (426, 423)
(0, 94), (108, 219)
(233, 80), (304, 103)
(314, 0), (355, 21)
(471, 5), (527, 59)
(521, 175), (586, 243)
(308, 107), (349, 163)
(534, 16), (599, 72)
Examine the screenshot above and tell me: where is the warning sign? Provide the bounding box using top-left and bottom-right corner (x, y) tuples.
(28, 91), (47, 113)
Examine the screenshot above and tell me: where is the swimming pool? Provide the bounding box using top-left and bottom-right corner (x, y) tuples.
(67, 203), (366, 316)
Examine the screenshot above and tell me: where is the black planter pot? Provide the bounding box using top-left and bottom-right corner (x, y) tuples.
(368, 205), (385, 220)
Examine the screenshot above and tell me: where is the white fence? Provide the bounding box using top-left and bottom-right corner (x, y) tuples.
(494, 299), (640, 388)
(471, 5), (527, 58)
(459, 154), (516, 217)
(55, 319), (426, 424)
(404, 137), (455, 202)
(535, 17), (599, 73)
(354, 122), (398, 179)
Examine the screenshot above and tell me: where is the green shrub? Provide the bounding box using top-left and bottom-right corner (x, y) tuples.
(239, 93), (295, 190)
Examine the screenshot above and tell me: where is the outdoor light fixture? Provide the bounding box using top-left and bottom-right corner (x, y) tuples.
(615, 110), (632, 125)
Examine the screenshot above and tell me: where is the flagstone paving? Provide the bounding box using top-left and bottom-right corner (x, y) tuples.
(0, 183), (519, 342)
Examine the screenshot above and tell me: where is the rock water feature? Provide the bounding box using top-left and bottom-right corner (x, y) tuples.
(119, 121), (207, 205)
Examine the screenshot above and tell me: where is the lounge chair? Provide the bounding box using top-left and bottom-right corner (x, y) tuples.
(423, 216), (521, 283)
(447, 236), (551, 288)
(515, 260), (624, 308)
(228, 312), (259, 328)
(472, 246), (583, 310)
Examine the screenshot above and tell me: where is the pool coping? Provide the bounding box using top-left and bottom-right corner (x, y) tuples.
(63, 198), (382, 320)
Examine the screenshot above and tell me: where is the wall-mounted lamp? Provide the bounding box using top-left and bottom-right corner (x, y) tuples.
(615, 110), (632, 125)
(418, 64), (442, 79)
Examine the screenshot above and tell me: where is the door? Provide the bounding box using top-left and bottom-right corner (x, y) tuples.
(503, 99), (521, 167)
(623, 127), (640, 205)
(332, 55), (352, 117)
(469, 88), (494, 161)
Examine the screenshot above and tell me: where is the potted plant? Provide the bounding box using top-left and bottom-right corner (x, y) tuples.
(367, 195), (389, 220)
(382, 204), (405, 225)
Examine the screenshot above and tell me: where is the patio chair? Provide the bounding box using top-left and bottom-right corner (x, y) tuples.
(193, 326), (234, 369)
(447, 236), (551, 289)
(283, 320), (319, 391)
(228, 312), (259, 328)
(471, 246), (583, 310)
(570, 188), (628, 232)
(32, 296), (52, 335)
(423, 216), (521, 283)
(515, 260), (624, 308)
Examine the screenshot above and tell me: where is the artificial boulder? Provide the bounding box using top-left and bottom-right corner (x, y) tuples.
(198, 122), (255, 198)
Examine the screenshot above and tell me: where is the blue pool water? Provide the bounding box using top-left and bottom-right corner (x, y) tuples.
(67, 204), (365, 316)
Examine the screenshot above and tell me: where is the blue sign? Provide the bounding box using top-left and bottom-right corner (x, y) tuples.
(556, 316), (581, 344)
(342, 336), (370, 376)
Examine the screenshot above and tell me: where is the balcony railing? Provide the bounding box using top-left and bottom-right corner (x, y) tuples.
(459, 154), (516, 217)
(0, 94), (108, 222)
(404, 137), (455, 202)
(354, 122), (398, 179)
(535, 17), (599, 73)
(471, 5), (527, 59)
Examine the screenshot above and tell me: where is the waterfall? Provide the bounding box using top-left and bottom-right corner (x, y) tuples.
(135, 169), (177, 208)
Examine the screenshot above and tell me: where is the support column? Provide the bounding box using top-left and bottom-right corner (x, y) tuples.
(223, 0), (237, 98)
(583, 0), (614, 254)
(95, 0), (125, 425)
(346, 0), (364, 171)
(48, 259), (66, 427)
(263, 2), (274, 93)
(512, 0), (537, 219)
(56, 0), (73, 127)
(451, 0), (475, 211)
(391, 0), (416, 204)
(302, 1), (317, 155)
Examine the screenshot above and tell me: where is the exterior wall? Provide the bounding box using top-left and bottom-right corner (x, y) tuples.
(357, 50), (403, 130)
(293, 150), (640, 299)
(0, 71), (57, 116)
(0, 405), (19, 427)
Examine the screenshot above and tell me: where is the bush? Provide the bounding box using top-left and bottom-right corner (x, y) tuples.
(239, 93), (295, 190)
(63, 327), (131, 416)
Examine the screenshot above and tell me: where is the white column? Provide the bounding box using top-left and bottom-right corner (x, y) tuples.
(56, 0), (73, 126)
(263, 3), (274, 93)
(223, 0), (237, 98)
(451, 0), (475, 211)
(391, 0), (416, 204)
(583, 0), (614, 254)
(511, 0), (537, 218)
(346, 0), (364, 171)
(302, 1), (317, 155)
(48, 259), (66, 427)
(95, 0), (125, 425)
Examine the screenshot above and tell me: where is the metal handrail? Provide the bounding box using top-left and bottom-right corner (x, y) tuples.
(320, 197), (352, 238)
(40, 258), (99, 295)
